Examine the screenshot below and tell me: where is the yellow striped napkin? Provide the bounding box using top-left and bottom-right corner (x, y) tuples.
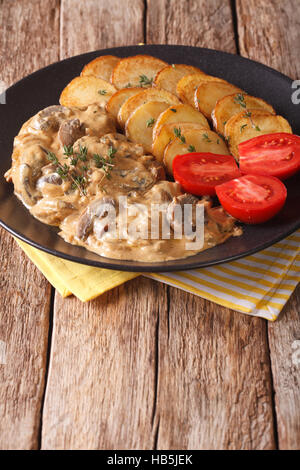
(15, 230), (299, 321)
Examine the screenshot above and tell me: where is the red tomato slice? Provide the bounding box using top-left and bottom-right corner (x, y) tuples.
(216, 174), (287, 224)
(239, 133), (300, 180)
(172, 152), (240, 196)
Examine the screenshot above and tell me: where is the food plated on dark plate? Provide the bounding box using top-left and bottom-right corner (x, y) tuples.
(1, 45), (299, 271)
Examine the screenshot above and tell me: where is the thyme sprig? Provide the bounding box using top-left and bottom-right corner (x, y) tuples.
(139, 74), (153, 87)
(234, 93), (261, 132)
(174, 127), (186, 144)
(202, 133), (212, 143)
(146, 117), (155, 128)
(93, 145), (117, 180)
(234, 93), (247, 108)
(243, 110), (261, 131)
(44, 147), (88, 196)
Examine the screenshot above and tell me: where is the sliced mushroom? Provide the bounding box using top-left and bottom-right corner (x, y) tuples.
(58, 119), (86, 147)
(206, 206), (236, 233)
(166, 194), (212, 232)
(76, 197), (116, 240)
(32, 105), (71, 132)
(36, 172), (63, 189)
(30, 199), (75, 226)
(40, 105), (69, 118)
(14, 163), (40, 207)
(150, 164), (165, 182)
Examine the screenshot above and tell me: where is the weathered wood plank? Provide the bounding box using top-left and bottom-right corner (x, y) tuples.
(0, 0), (60, 86)
(147, 0), (276, 450)
(0, 233), (51, 450)
(0, 0), (59, 449)
(41, 0), (165, 450)
(236, 0), (300, 450)
(147, 0), (236, 53)
(237, 0), (300, 80)
(42, 279), (166, 450)
(268, 287), (300, 450)
(60, 0), (144, 59)
(155, 291), (275, 449)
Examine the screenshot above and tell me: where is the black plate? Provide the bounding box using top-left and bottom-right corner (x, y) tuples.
(0, 45), (299, 272)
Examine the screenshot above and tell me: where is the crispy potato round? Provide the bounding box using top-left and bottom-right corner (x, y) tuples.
(224, 110), (292, 159)
(152, 122), (211, 162)
(60, 76), (117, 107)
(152, 104), (210, 140)
(81, 55), (120, 81)
(212, 92), (276, 135)
(117, 88), (180, 128)
(111, 54), (167, 89)
(153, 64), (204, 96)
(125, 101), (170, 153)
(176, 73), (226, 107)
(163, 129), (229, 175)
(106, 87), (142, 119)
(194, 81), (243, 119)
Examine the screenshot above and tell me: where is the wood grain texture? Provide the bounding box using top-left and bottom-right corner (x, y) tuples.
(0, 0), (59, 449)
(268, 287), (300, 450)
(1, 0), (298, 451)
(41, 0), (165, 450)
(0, 231), (51, 449)
(60, 0), (144, 59)
(153, 290), (276, 450)
(147, 0), (276, 450)
(41, 279), (166, 449)
(146, 0), (236, 53)
(236, 0), (300, 79)
(0, 0), (60, 86)
(236, 0), (300, 450)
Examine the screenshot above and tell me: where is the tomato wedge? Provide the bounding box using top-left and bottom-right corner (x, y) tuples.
(239, 133), (300, 180)
(216, 174), (287, 224)
(172, 152), (240, 196)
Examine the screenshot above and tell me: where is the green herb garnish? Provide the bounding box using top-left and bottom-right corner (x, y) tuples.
(234, 93), (247, 108)
(174, 127), (186, 143)
(93, 146), (116, 180)
(202, 133), (212, 142)
(139, 74), (153, 87)
(44, 148), (88, 195)
(146, 117), (155, 128)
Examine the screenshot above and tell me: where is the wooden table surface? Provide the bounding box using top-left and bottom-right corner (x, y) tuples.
(0, 0), (299, 450)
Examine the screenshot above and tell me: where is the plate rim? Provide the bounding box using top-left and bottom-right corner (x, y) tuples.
(1, 44), (299, 273)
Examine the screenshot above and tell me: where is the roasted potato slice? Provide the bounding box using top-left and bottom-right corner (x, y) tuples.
(81, 55), (120, 81)
(164, 128), (229, 175)
(125, 101), (170, 153)
(195, 81), (243, 119)
(152, 122), (212, 162)
(212, 92), (276, 135)
(176, 73), (226, 106)
(111, 54), (167, 89)
(153, 64), (204, 96)
(118, 88), (180, 128)
(152, 104), (210, 140)
(106, 87), (142, 119)
(224, 110), (292, 159)
(60, 76), (117, 107)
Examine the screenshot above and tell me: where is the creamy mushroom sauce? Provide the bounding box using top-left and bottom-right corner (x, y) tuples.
(5, 104), (241, 262)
